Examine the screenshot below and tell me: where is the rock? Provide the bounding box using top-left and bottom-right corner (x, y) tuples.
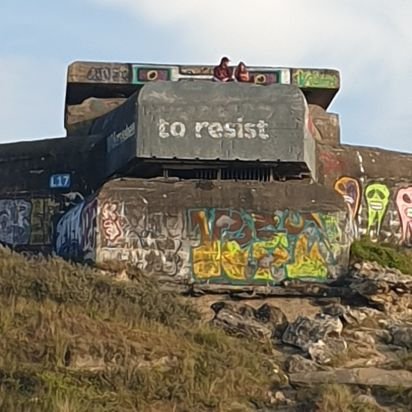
(308, 338), (347, 365)
(211, 301), (289, 341)
(348, 262), (412, 313)
(211, 301), (273, 340)
(390, 325), (412, 349)
(255, 303), (288, 338)
(321, 303), (348, 318)
(289, 367), (412, 388)
(285, 354), (329, 373)
(282, 314), (343, 351)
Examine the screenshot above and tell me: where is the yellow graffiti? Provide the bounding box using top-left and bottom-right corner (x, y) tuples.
(252, 235), (289, 280)
(287, 236), (328, 278)
(192, 241), (221, 279)
(221, 241), (248, 280)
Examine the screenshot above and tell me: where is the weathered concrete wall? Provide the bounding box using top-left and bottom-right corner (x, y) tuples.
(309, 105), (340, 146)
(0, 135), (106, 195)
(137, 82), (316, 174)
(65, 62), (340, 131)
(318, 144), (412, 245)
(54, 178), (351, 285)
(0, 136), (105, 252)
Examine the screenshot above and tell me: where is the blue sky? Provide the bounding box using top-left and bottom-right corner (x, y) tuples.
(0, 0), (411, 153)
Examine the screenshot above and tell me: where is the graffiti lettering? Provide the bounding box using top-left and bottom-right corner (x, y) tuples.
(292, 70), (339, 89)
(0, 200), (32, 246)
(107, 122), (135, 152)
(99, 202), (184, 276)
(86, 66), (130, 83)
(187, 209), (347, 284)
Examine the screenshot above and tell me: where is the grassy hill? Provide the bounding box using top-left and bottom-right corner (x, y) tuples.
(0, 247), (275, 412)
(1, 240), (411, 411)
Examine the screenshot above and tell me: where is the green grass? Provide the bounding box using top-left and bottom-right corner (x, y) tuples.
(0, 247), (276, 412)
(350, 238), (412, 275)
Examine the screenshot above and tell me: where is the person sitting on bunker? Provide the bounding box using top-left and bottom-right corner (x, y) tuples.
(213, 57), (233, 82)
(234, 62), (251, 82)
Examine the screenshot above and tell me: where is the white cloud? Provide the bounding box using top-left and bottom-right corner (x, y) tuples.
(92, 0), (412, 152)
(0, 56), (66, 143)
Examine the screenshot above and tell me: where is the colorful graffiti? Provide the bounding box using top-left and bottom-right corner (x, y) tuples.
(99, 201), (184, 276)
(187, 209), (346, 284)
(396, 187), (412, 245)
(365, 183), (390, 239)
(332, 177), (412, 244)
(334, 177), (361, 237)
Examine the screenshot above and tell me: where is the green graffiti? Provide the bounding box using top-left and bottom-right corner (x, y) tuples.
(365, 183), (390, 236)
(292, 70), (339, 89)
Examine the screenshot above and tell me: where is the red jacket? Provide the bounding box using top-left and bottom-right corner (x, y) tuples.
(213, 65), (232, 81)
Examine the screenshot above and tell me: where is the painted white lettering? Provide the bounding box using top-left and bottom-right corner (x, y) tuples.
(158, 119), (271, 140)
(244, 123), (257, 139)
(170, 122), (186, 137)
(108, 122), (136, 151)
(159, 119), (170, 139)
(208, 122), (224, 139)
(257, 120), (269, 140)
(236, 118), (244, 138)
(223, 123), (236, 138)
(195, 122), (209, 138)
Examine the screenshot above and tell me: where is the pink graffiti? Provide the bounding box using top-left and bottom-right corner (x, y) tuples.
(101, 202), (123, 243)
(396, 187), (412, 244)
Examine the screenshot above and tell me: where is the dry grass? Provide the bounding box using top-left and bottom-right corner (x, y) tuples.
(0, 247), (275, 411)
(313, 385), (384, 412)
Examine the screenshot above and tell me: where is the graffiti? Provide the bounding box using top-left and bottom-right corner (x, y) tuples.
(86, 65), (130, 83)
(30, 198), (61, 245)
(54, 197), (97, 261)
(179, 66), (213, 76)
(81, 199), (97, 261)
(55, 202), (84, 260)
(187, 209), (347, 284)
(364, 183), (390, 239)
(107, 122), (136, 152)
(99, 202), (184, 276)
(334, 177), (361, 237)
(0, 196), (79, 249)
(396, 187), (412, 245)
(292, 69), (339, 89)
(101, 201), (125, 243)
(0, 200), (32, 246)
